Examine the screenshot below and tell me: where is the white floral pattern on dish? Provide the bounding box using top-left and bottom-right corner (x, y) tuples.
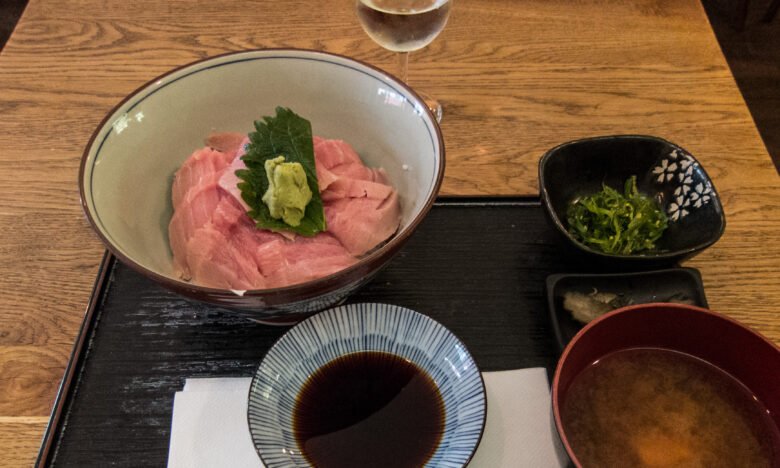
(653, 149), (713, 221)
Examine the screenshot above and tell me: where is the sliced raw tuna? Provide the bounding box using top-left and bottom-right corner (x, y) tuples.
(169, 183), (223, 279)
(324, 190), (401, 257)
(314, 139), (363, 169)
(171, 147), (233, 208)
(169, 135), (400, 290)
(320, 177), (394, 202)
(205, 132), (247, 159)
(218, 154), (252, 212)
(184, 225), (265, 290)
(314, 138), (387, 182)
(315, 161), (339, 191)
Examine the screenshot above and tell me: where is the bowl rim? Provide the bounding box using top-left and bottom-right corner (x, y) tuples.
(78, 48), (446, 303)
(246, 302), (488, 468)
(551, 302), (780, 467)
(538, 134), (726, 260)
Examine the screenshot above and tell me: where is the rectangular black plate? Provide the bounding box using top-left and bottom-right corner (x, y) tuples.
(546, 268), (708, 350)
(37, 198), (656, 467)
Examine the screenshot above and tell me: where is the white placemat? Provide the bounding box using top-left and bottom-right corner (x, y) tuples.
(168, 368), (568, 467)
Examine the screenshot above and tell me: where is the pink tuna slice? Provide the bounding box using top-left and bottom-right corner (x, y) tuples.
(169, 183), (223, 279)
(205, 132), (246, 159)
(218, 155), (252, 212)
(324, 190), (401, 257)
(314, 138), (384, 182)
(273, 233), (357, 287)
(320, 177), (394, 202)
(216, 136), (251, 211)
(169, 136), (400, 289)
(171, 147), (233, 208)
(315, 162), (339, 191)
(184, 225), (265, 290)
(314, 139), (363, 169)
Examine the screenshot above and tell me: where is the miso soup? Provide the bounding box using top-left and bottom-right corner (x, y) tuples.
(561, 348), (779, 467)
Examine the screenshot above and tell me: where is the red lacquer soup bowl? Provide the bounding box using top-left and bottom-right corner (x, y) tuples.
(552, 303), (780, 467)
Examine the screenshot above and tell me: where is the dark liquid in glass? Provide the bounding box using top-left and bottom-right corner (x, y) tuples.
(293, 351), (445, 468)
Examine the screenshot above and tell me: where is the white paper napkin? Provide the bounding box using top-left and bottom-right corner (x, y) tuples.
(167, 369), (568, 468)
(168, 378), (258, 468)
(469, 369), (568, 467)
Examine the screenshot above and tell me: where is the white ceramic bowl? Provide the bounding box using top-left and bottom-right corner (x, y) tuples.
(247, 303), (487, 467)
(79, 49), (444, 323)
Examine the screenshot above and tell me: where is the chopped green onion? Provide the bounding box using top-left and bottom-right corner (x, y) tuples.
(566, 176), (668, 255)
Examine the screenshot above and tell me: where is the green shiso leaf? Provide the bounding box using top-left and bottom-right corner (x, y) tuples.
(236, 107), (326, 236)
(566, 176), (668, 255)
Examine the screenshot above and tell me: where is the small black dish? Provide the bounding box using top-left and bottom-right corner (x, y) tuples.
(539, 135), (726, 269)
(546, 268), (709, 350)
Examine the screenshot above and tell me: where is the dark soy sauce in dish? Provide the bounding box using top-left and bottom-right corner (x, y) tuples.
(561, 348), (780, 467)
(293, 351), (445, 468)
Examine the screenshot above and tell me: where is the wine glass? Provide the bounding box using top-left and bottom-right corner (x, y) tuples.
(356, 0), (452, 122)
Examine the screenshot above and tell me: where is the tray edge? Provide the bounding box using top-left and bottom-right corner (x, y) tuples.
(36, 250), (115, 468)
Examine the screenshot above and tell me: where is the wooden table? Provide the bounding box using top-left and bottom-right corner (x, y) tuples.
(0, 0), (777, 465)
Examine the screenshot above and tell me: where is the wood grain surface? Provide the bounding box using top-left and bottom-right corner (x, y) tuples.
(0, 0), (778, 465)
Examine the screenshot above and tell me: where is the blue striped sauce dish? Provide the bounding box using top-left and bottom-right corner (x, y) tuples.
(247, 302), (486, 467)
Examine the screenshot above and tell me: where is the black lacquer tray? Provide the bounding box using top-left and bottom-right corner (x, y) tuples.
(36, 197), (673, 467)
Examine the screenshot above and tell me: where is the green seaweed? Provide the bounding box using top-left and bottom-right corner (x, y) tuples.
(566, 176), (668, 255)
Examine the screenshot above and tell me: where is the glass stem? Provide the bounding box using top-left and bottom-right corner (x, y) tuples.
(397, 51), (409, 83)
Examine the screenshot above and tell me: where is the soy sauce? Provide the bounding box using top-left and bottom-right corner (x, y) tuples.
(293, 351), (445, 468)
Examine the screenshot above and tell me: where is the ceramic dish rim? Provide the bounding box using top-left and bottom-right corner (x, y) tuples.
(78, 48), (446, 302)
(538, 134), (726, 260)
(551, 302), (780, 468)
(246, 302), (488, 468)
(545, 267), (709, 350)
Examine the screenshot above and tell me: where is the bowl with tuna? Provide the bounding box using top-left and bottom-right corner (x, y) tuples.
(79, 49), (444, 323)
